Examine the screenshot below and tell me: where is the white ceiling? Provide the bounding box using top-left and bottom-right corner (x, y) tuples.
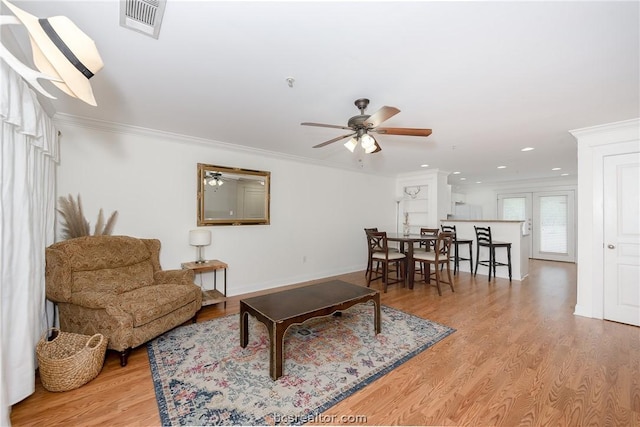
(4, 1), (639, 185)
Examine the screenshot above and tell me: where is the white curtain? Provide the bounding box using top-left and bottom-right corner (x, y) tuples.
(0, 61), (58, 425)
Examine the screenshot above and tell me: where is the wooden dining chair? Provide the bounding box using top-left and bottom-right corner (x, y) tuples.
(413, 231), (454, 295)
(415, 228), (439, 252)
(366, 231), (406, 293)
(364, 228), (380, 278)
(364, 227), (400, 278)
(413, 228), (439, 277)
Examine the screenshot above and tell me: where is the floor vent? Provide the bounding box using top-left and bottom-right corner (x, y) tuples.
(120, 0), (166, 39)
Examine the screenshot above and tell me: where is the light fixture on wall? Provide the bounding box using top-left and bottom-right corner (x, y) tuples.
(189, 229), (211, 264)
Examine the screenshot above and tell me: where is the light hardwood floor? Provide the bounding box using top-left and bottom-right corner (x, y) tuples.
(10, 260), (640, 426)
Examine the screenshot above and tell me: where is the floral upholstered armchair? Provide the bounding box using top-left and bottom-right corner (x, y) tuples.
(45, 235), (203, 366)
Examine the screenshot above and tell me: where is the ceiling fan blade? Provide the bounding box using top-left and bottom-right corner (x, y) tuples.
(374, 127), (433, 137)
(312, 133), (356, 148)
(301, 122), (352, 131)
(363, 106), (400, 127)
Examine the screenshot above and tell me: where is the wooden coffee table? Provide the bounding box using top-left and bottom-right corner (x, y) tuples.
(240, 280), (381, 380)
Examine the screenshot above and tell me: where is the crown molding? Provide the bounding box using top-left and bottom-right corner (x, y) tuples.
(570, 118), (640, 147)
(52, 113), (396, 178)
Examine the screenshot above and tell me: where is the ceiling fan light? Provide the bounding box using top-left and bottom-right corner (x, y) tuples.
(364, 141), (378, 154)
(360, 134), (375, 149)
(344, 138), (357, 152)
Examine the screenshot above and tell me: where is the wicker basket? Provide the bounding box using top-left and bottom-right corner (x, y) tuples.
(36, 328), (107, 392)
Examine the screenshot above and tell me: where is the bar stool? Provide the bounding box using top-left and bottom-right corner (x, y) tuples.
(474, 226), (512, 281)
(441, 224), (473, 275)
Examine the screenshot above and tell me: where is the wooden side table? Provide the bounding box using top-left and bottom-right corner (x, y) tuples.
(181, 260), (228, 307)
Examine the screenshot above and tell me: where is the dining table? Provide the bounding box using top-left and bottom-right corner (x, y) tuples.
(385, 232), (437, 289)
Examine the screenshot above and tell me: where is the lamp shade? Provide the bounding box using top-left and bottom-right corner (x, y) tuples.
(344, 137), (357, 152)
(364, 141), (378, 154)
(189, 229), (211, 246)
(360, 134), (375, 149)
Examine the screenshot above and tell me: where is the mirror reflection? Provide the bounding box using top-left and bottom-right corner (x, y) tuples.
(197, 163), (270, 226)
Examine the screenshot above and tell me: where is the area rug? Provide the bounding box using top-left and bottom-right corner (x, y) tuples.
(147, 304), (455, 426)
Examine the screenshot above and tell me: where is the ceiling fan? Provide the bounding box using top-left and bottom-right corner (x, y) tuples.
(301, 98), (432, 154)
(204, 171), (225, 187)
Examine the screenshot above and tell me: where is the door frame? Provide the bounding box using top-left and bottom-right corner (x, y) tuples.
(571, 118), (639, 321)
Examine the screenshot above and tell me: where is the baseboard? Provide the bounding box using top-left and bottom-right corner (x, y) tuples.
(228, 265), (364, 297)
(573, 304), (595, 318)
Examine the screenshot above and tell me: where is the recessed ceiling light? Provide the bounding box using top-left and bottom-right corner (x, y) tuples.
(497, 165), (507, 169)
(453, 171), (461, 175)
(420, 164), (429, 168)
(460, 177), (467, 181)
(552, 167), (561, 171)
(476, 181), (482, 184)
(521, 147), (535, 152)
(561, 173), (569, 176)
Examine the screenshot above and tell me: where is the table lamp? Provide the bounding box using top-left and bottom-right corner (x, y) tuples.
(189, 229), (211, 264)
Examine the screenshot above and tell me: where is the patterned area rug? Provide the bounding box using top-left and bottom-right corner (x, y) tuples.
(147, 304), (455, 426)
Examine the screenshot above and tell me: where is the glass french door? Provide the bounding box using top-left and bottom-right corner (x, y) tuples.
(532, 191), (575, 262)
(498, 190), (575, 262)
(497, 193), (532, 257)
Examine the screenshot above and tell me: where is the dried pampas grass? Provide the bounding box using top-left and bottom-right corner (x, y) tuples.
(57, 194), (118, 240)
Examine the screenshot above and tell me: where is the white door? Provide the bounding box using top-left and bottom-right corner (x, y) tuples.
(532, 191), (575, 262)
(603, 153), (640, 326)
(243, 188), (266, 219)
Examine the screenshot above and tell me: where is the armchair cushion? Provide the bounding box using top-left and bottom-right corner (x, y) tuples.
(117, 284), (200, 327)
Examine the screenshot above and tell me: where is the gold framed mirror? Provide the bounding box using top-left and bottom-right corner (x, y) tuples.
(197, 163), (270, 226)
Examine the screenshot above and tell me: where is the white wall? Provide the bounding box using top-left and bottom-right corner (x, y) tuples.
(395, 169), (451, 230)
(461, 187), (496, 219)
(54, 117), (396, 296)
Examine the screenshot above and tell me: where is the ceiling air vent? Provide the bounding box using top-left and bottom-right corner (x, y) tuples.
(120, 0), (166, 39)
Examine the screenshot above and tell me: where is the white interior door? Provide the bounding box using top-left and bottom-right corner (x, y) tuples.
(532, 191), (575, 262)
(243, 188), (265, 219)
(603, 153), (640, 326)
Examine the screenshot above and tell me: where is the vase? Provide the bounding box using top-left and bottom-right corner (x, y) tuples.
(403, 223), (410, 236)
